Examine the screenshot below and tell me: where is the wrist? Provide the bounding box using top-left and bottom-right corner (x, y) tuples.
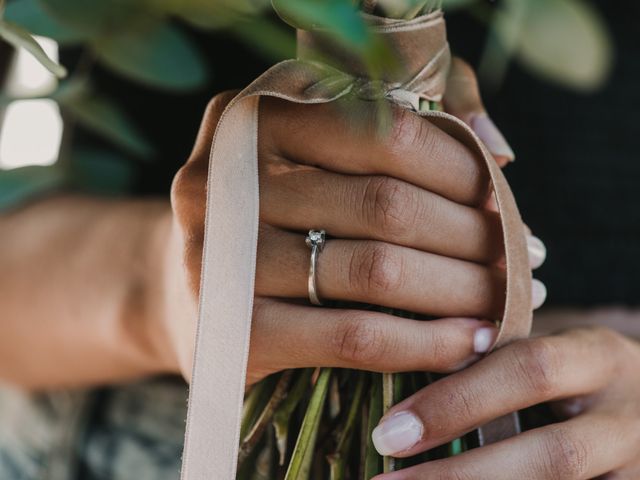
(126, 201), (183, 377)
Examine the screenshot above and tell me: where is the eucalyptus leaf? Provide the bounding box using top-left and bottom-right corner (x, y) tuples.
(148, 0), (270, 30)
(4, 0), (86, 45)
(515, 0), (612, 91)
(0, 165), (66, 209)
(38, 0), (142, 37)
(232, 17), (295, 62)
(374, 0), (438, 19)
(0, 19), (66, 77)
(441, 0), (477, 10)
(60, 92), (153, 158)
(273, 0), (369, 49)
(68, 148), (135, 194)
(92, 20), (208, 91)
(477, 0), (527, 87)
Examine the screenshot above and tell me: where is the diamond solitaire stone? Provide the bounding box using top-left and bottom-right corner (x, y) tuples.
(305, 230), (326, 250)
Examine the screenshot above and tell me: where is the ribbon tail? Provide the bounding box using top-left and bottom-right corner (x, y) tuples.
(180, 93), (261, 480)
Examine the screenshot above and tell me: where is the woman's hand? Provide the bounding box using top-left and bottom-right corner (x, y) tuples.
(167, 58), (546, 384)
(371, 326), (640, 479)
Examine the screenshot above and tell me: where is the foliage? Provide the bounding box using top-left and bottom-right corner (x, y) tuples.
(0, 0), (614, 211)
(476, 0), (612, 91)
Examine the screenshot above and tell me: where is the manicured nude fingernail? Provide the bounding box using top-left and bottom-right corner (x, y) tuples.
(561, 398), (585, 417)
(474, 325), (498, 354)
(372, 412), (423, 456)
(527, 235), (547, 269)
(532, 279), (547, 310)
(471, 113), (515, 162)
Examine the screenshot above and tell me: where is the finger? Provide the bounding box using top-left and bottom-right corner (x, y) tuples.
(256, 225), (506, 319)
(444, 57), (515, 166)
(171, 91), (240, 292)
(189, 90), (240, 163)
(375, 412), (635, 480)
(260, 97), (491, 206)
(371, 327), (619, 457)
(248, 298), (498, 385)
(260, 164), (504, 264)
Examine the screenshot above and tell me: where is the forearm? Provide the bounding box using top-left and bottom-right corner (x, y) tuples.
(0, 195), (180, 390)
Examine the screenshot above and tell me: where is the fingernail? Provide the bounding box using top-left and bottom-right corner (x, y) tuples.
(527, 235), (547, 269)
(532, 279), (547, 310)
(372, 411), (423, 456)
(471, 113), (515, 162)
(474, 326), (498, 354)
(561, 398), (585, 417)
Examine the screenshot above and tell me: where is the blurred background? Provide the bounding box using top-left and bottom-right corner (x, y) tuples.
(0, 0), (636, 309)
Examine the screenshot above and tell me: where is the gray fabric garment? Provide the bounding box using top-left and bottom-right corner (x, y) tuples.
(0, 377), (187, 480)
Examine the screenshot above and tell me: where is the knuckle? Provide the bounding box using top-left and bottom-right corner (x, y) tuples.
(205, 90), (238, 119)
(388, 107), (435, 156)
(431, 382), (480, 438)
(170, 163), (205, 233)
(511, 338), (563, 398)
(363, 177), (416, 237)
(544, 426), (590, 478)
(332, 314), (386, 366)
(426, 328), (458, 372)
(349, 242), (404, 296)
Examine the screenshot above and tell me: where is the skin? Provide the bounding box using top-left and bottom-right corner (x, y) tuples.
(373, 327), (640, 479)
(0, 59), (637, 476)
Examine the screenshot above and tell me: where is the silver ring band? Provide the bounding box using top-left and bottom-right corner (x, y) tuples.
(305, 229), (326, 305)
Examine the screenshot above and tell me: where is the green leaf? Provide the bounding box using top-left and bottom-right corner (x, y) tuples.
(59, 91), (153, 158)
(0, 165), (66, 209)
(285, 368), (332, 480)
(38, 0), (141, 37)
(68, 148), (135, 194)
(232, 17), (295, 62)
(515, 0), (613, 91)
(273, 0), (369, 49)
(148, 0), (270, 30)
(0, 19), (66, 77)
(477, 0), (527, 87)
(92, 20), (208, 91)
(441, 0), (477, 10)
(374, 0), (439, 19)
(4, 0), (86, 45)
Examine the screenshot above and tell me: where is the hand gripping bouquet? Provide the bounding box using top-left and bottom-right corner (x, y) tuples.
(180, 1), (533, 478)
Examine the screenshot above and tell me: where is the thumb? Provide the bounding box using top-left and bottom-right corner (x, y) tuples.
(443, 57), (515, 166)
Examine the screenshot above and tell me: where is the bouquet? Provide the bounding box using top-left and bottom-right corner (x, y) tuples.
(218, 1), (532, 479)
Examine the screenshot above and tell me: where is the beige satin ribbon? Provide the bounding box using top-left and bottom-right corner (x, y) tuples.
(180, 10), (532, 479)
